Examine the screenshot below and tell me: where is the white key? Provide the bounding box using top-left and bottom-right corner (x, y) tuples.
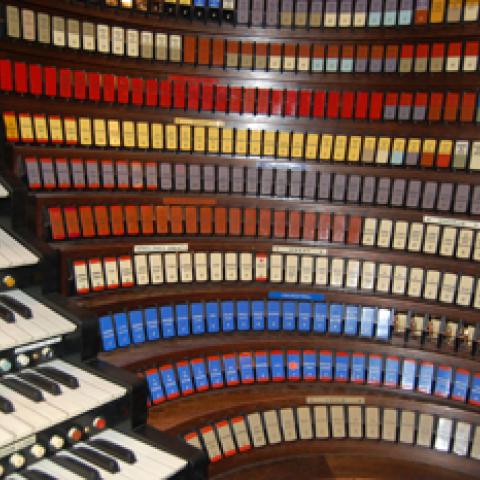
(0, 384), (52, 431)
(0, 409), (35, 440)
(1, 377), (69, 424)
(11, 373), (86, 417)
(28, 459), (85, 480)
(0, 324), (17, 349)
(0, 424), (15, 447)
(33, 369), (100, 412)
(71, 442), (160, 480)
(48, 360), (126, 402)
(6, 290), (76, 336)
(58, 451), (133, 480)
(0, 229), (38, 267)
(0, 183), (8, 198)
(94, 429), (186, 477)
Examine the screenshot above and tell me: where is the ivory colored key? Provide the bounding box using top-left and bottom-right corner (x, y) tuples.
(0, 228), (38, 268)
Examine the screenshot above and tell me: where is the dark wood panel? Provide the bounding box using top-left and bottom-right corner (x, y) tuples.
(72, 283), (480, 324)
(147, 384), (480, 434)
(13, 0), (480, 43)
(2, 95), (480, 140)
(2, 41), (480, 90)
(208, 444), (479, 480)
(98, 331), (480, 372)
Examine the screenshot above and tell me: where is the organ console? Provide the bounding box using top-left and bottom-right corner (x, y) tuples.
(0, 0), (479, 478)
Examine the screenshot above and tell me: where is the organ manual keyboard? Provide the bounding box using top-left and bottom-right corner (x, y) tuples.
(0, 183), (207, 479)
(0, 229), (38, 270)
(0, 298), (207, 478)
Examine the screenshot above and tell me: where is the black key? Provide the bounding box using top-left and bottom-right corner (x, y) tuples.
(0, 294), (32, 319)
(0, 394), (14, 413)
(37, 366), (79, 389)
(2, 378), (43, 402)
(0, 304), (14, 323)
(88, 439), (136, 464)
(51, 456), (101, 480)
(72, 446), (120, 473)
(18, 372), (61, 396)
(22, 470), (58, 480)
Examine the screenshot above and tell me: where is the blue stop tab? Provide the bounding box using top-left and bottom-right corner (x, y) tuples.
(298, 302), (312, 332)
(452, 368), (470, 402)
(176, 361), (194, 396)
(252, 301), (265, 330)
(267, 301), (281, 330)
(335, 353), (350, 382)
(160, 365), (180, 400)
(417, 361), (434, 394)
(160, 306), (175, 339)
(191, 358), (209, 392)
(384, 356), (400, 388)
(206, 302), (220, 333)
(236, 301), (251, 331)
(287, 350), (301, 381)
(303, 350), (317, 381)
(360, 307), (376, 337)
(328, 304), (343, 334)
(239, 352), (254, 384)
(129, 310), (146, 345)
(351, 353), (366, 384)
(271, 350), (285, 382)
(223, 354), (239, 386)
(114, 312), (131, 347)
(145, 368), (165, 405)
(175, 304), (190, 337)
(282, 302), (296, 331)
(319, 350), (333, 381)
(144, 307), (160, 341)
(255, 351), (269, 383)
(344, 305), (359, 336)
(191, 302), (205, 335)
(313, 303), (327, 333)
(208, 356), (224, 388)
(434, 365), (453, 399)
(221, 301), (235, 332)
(99, 315), (117, 351)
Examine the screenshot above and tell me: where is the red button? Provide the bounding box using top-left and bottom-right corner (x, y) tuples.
(68, 427), (82, 442)
(93, 417), (107, 430)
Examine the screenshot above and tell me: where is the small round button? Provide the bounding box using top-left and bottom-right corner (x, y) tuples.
(15, 353), (30, 368)
(2, 275), (16, 288)
(41, 347), (53, 359)
(92, 417), (106, 430)
(67, 427), (82, 442)
(49, 435), (65, 450)
(30, 444), (46, 459)
(9, 453), (25, 469)
(0, 358), (12, 373)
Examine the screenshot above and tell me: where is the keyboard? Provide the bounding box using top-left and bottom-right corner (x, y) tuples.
(0, 228), (38, 269)
(4, 428), (188, 479)
(0, 359), (126, 448)
(0, 289), (76, 354)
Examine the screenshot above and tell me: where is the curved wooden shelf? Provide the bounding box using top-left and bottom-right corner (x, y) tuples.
(207, 442), (479, 480)
(72, 283), (480, 323)
(15, 0), (480, 43)
(147, 383), (480, 434)
(2, 93), (480, 140)
(12, 145), (480, 182)
(2, 42), (480, 91)
(98, 331), (479, 372)
(5, 42), (480, 95)
(53, 237), (480, 289)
